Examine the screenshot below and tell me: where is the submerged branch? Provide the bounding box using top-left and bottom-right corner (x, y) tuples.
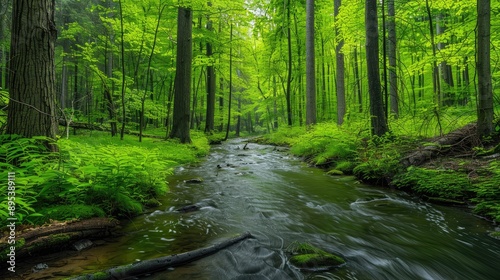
(70, 232), (253, 280)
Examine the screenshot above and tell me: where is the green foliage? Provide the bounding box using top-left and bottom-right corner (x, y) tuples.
(0, 135), (56, 223)
(392, 167), (471, 199)
(29, 204), (106, 225)
(472, 162), (500, 221)
(353, 135), (404, 184)
(289, 123), (359, 166)
(57, 140), (172, 216)
(0, 132), (209, 224)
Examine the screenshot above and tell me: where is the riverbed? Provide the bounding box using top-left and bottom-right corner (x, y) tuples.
(5, 139), (500, 279)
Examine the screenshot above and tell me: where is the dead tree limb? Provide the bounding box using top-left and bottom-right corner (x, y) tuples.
(70, 232), (253, 280)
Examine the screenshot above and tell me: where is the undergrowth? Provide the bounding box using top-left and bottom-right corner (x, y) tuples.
(0, 131), (210, 225)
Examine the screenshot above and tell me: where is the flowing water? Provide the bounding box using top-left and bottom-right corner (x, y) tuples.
(8, 139), (500, 279)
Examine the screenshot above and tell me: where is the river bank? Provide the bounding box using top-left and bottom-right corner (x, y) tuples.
(254, 122), (500, 230)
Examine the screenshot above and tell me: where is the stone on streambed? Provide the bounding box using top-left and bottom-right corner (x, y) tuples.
(184, 178), (204, 184)
(286, 241), (345, 271)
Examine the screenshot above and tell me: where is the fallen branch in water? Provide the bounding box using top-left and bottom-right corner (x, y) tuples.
(70, 232), (253, 280)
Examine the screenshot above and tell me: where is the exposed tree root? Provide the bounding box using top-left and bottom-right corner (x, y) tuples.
(70, 232), (253, 280)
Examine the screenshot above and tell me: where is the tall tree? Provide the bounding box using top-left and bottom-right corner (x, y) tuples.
(205, 2), (216, 133)
(305, 0), (316, 126)
(365, 0), (388, 136)
(169, 7), (192, 143)
(387, 0), (398, 117)
(334, 0), (345, 125)
(285, 0), (293, 126)
(7, 0), (58, 145)
(476, 0), (494, 138)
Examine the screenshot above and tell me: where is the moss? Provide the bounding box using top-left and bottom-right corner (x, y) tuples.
(489, 231), (500, 239)
(0, 238), (25, 262)
(286, 242), (345, 270)
(30, 204), (106, 225)
(290, 253), (345, 268)
(25, 233), (72, 253)
(392, 167), (471, 199)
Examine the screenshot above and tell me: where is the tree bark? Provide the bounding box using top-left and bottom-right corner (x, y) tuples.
(476, 0), (494, 138)
(7, 0), (58, 146)
(365, 0), (388, 136)
(305, 0), (316, 126)
(170, 7), (192, 143)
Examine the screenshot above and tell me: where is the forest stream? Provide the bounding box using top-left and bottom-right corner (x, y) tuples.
(8, 139), (500, 280)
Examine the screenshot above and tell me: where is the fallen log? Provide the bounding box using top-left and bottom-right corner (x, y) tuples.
(70, 232), (253, 280)
(15, 218), (120, 242)
(400, 123), (479, 168)
(0, 218), (119, 267)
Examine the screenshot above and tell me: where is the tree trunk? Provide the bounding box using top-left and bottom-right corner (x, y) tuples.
(305, 0), (316, 126)
(285, 0), (293, 126)
(353, 47), (363, 113)
(170, 7), (193, 143)
(334, 0), (345, 125)
(476, 0), (494, 138)
(7, 0), (58, 146)
(224, 24), (233, 141)
(365, 0), (388, 136)
(387, 0), (398, 118)
(205, 2), (216, 134)
(425, 0), (441, 108)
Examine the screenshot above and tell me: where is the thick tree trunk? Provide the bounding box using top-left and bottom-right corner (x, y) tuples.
(7, 0), (58, 145)
(365, 0), (388, 136)
(170, 7), (192, 143)
(70, 232), (252, 280)
(305, 0), (316, 126)
(476, 0), (494, 138)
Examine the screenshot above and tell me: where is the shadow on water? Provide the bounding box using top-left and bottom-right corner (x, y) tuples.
(6, 139), (500, 279)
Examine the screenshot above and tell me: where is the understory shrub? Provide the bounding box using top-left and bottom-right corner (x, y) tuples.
(290, 123), (359, 167)
(1, 132), (210, 224)
(0, 135), (56, 223)
(57, 141), (173, 216)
